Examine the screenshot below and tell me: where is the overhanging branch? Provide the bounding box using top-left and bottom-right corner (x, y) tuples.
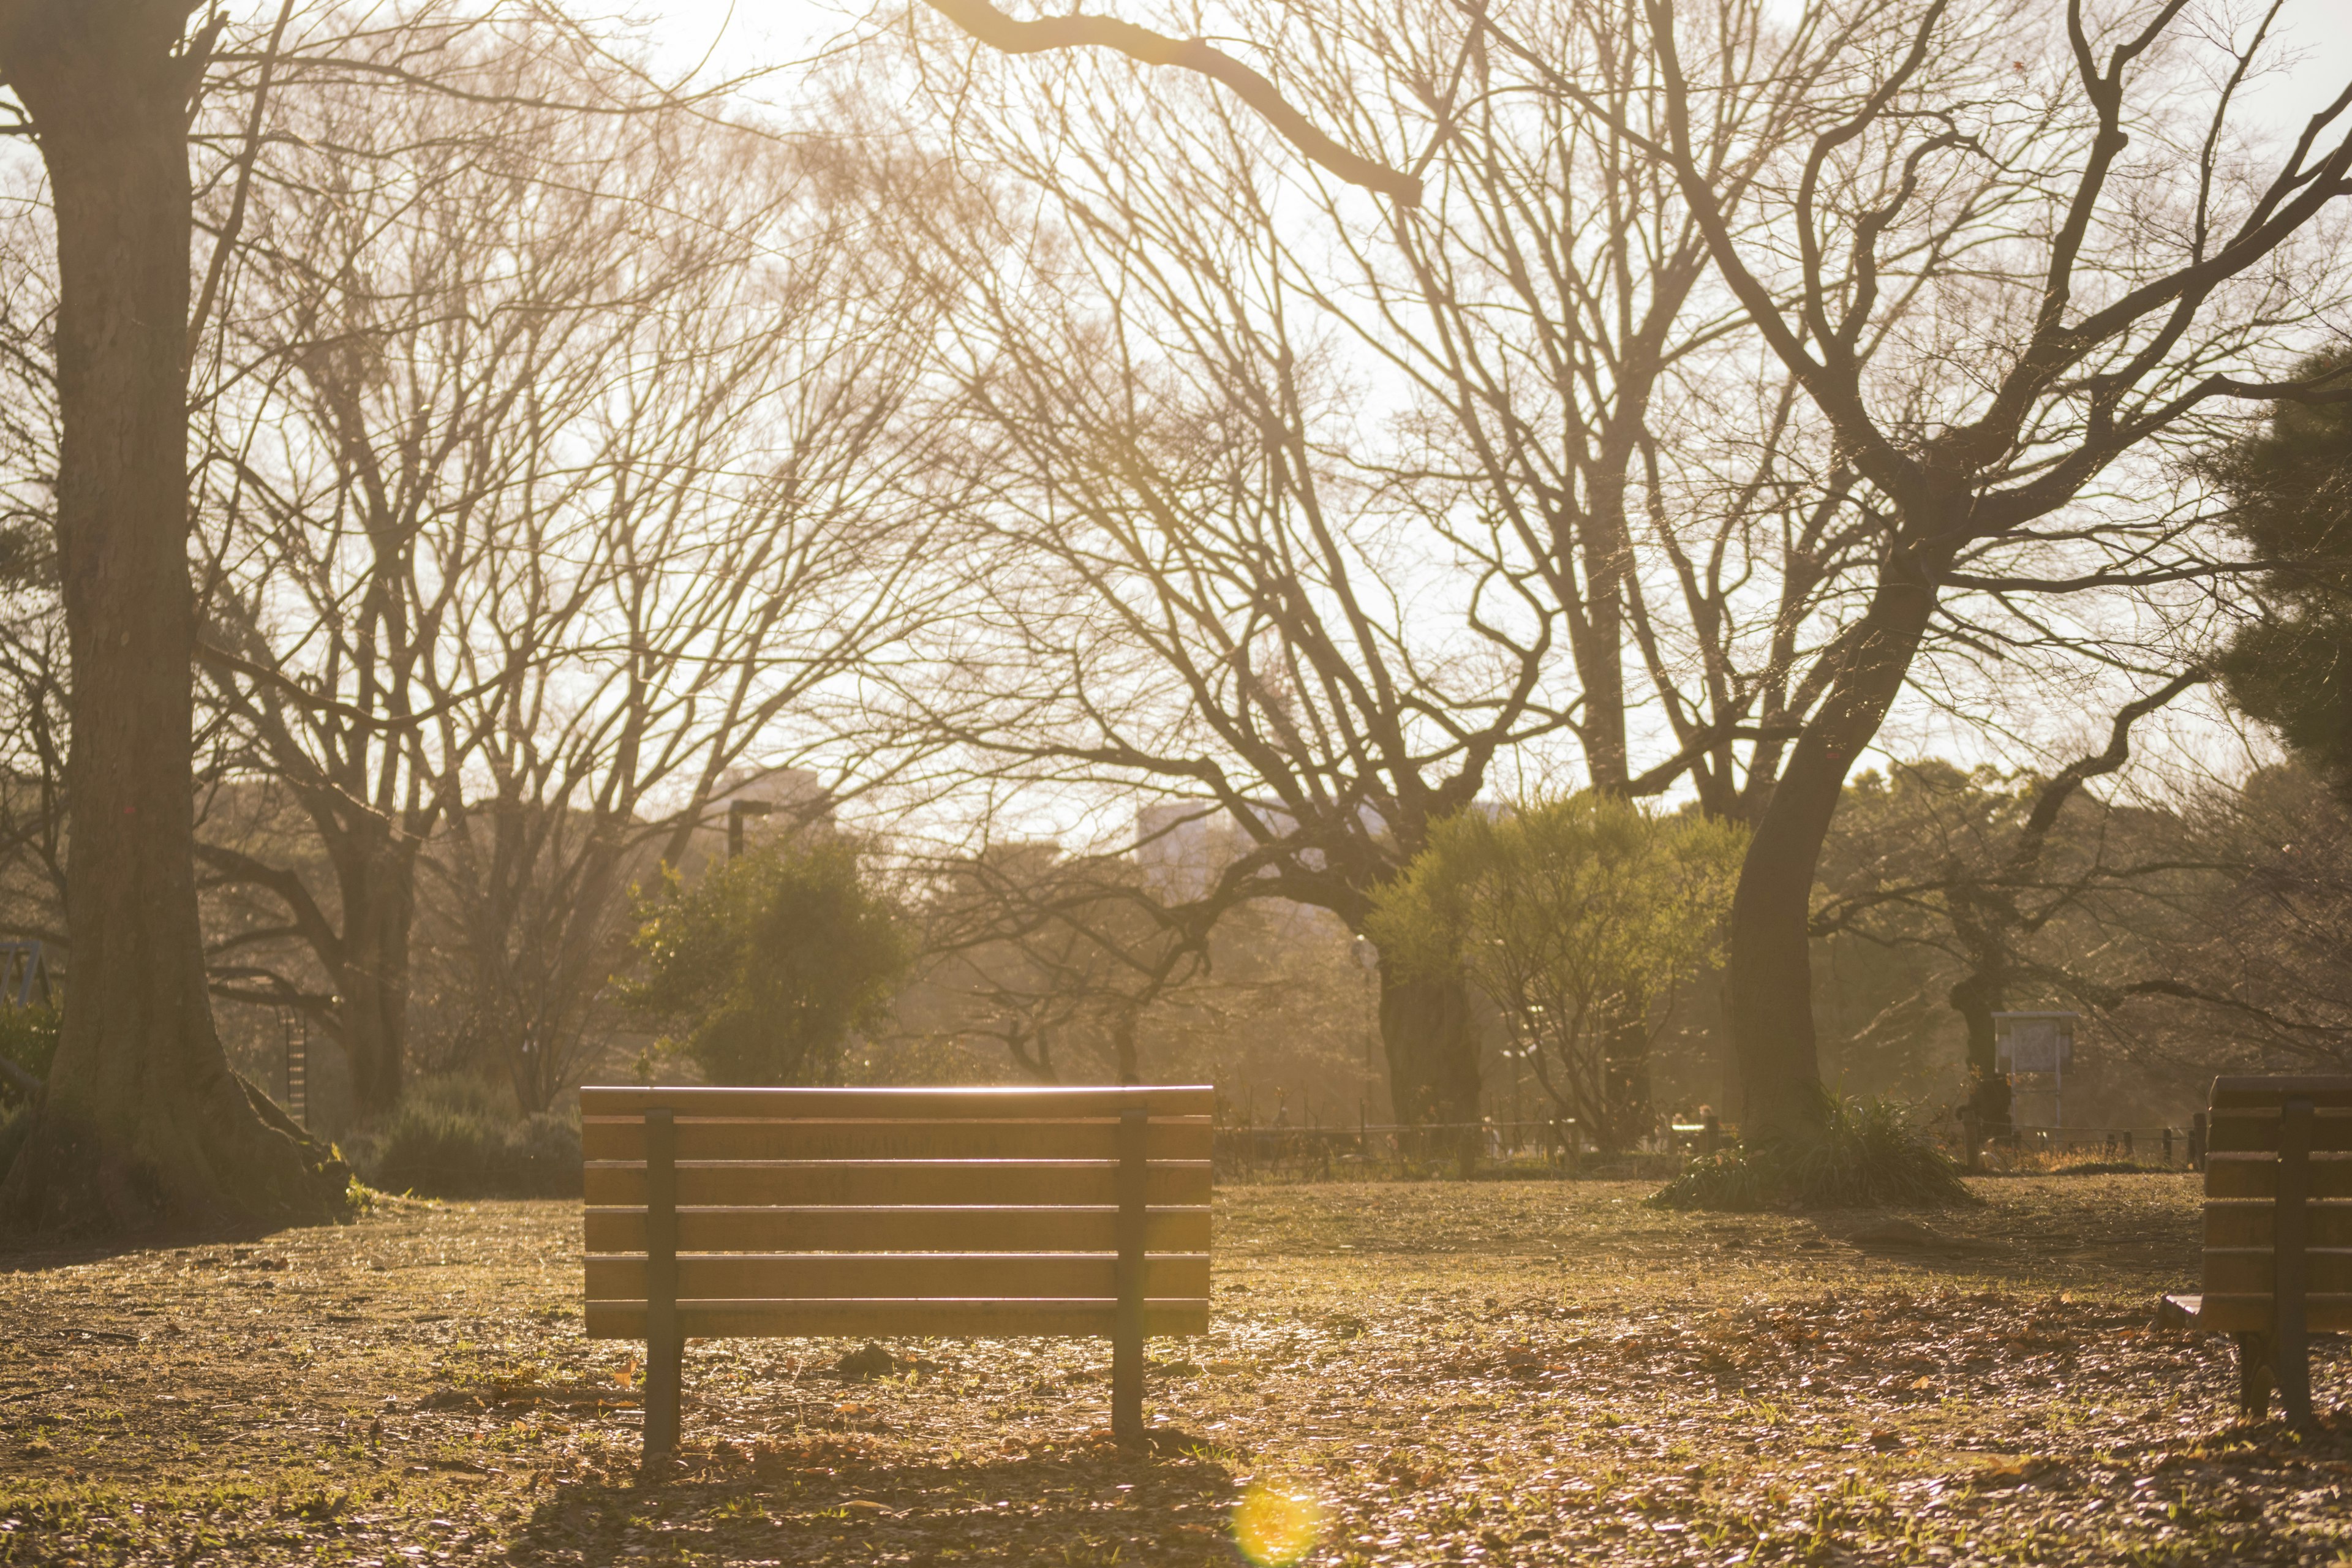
(920, 0), (1422, 206)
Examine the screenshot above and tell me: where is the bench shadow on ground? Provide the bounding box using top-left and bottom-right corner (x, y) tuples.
(511, 1439), (1238, 1566)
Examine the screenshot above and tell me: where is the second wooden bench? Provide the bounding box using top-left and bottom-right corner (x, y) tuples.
(2157, 1074), (2352, 1424)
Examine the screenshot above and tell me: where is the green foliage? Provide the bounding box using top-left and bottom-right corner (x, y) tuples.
(620, 836), (914, 1086)
(352, 1074), (581, 1199)
(1649, 1094), (1977, 1211)
(0, 1003), (59, 1106)
(1366, 793), (1746, 1148)
(2205, 350), (2352, 791)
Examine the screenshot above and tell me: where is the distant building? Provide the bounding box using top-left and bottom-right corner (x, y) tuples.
(1133, 794), (1504, 900)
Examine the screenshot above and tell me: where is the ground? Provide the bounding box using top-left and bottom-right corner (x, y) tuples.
(1, 1175), (2345, 1566)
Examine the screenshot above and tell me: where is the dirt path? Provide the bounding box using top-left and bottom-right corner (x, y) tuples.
(2, 1176), (2345, 1565)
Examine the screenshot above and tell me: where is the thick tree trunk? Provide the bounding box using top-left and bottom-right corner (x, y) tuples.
(1378, 964), (1480, 1156)
(1727, 559), (1942, 1142)
(0, 1), (344, 1234)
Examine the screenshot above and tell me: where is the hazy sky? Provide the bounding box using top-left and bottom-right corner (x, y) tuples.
(639, 0), (2352, 128)
(620, 0), (2352, 797)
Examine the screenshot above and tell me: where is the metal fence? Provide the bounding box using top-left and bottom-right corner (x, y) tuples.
(1212, 1113), (2209, 1183)
(1957, 1122), (2201, 1170)
(1211, 1116), (1715, 1181)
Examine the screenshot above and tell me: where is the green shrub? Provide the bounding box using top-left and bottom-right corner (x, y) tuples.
(1649, 1094), (1976, 1212)
(352, 1075), (581, 1199)
(0, 1004), (59, 1107)
(622, 836), (912, 1086)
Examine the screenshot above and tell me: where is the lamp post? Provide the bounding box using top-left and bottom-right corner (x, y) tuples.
(726, 799), (774, 861)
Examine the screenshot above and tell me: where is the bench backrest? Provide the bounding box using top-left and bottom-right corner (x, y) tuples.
(579, 1085), (1214, 1341)
(2199, 1075), (2352, 1333)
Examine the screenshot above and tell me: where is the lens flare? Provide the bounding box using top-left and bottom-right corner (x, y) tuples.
(1232, 1482), (1324, 1567)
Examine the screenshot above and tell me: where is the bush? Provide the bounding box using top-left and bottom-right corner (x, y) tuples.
(352, 1075), (581, 1199)
(622, 836), (912, 1086)
(0, 1004), (59, 1107)
(1649, 1095), (1977, 1212)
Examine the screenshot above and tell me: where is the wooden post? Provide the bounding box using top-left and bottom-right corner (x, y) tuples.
(1113, 1101), (1148, 1444)
(1959, 1107), (1981, 1173)
(2273, 1096), (2314, 1426)
(641, 1107), (682, 1475)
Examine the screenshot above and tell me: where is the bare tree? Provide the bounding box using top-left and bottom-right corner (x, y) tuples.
(190, 27), (669, 1120)
(1809, 671), (2209, 1126)
(885, 0), (1918, 1125)
(191, 51), (955, 1119)
(903, 842), (1218, 1085)
(859, 88), (1588, 1126)
(0, 0), (361, 1229)
(0, 193), (67, 953)
(1604, 0), (2352, 1137)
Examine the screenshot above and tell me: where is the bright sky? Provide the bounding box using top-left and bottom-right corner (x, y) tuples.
(638, 0), (2352, 128)
(624, 0), (2352, 802)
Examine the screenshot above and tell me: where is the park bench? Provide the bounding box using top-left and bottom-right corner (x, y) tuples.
(2156, 1076), (2352, 1424)
(579, 1084), (1213, 1470)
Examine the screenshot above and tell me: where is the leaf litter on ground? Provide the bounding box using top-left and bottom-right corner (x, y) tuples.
(0, 1175), (2346, 1564)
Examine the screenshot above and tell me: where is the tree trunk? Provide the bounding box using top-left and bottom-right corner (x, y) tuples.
(1378, 964), (1479, 1155)
(1596, 1015), (1653, 1153)
(1947, 967), (2013, 1133)
(1727, 560), (1942, 1142)
(330, 833), (417, 1121)
(1946, 874), (2016, 1135)
(0, 1), (344, 1234)
(1560, 484), (1631, 795)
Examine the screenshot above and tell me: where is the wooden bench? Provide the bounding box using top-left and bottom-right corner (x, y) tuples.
(580, 1084), (1213, 1470)
(2155, 1075), (2352, 1425)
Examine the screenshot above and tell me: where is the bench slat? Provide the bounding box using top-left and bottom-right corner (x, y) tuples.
(584, 1205), (1212, 1256)
(2200, 1152), (2352, 1199)
(579, 1086), (1215, 1120)
(2209, 1076), (2352, 1109)
(2154, 1294), (2352, 1333)
(2205, 1109), (2352, 1154)
(587, 1252), (1208, 1302)
(584, 1298), (1211, 1340)
(581, 1117), (1213, 1164)
(2204, 1199), (2352, 1248)
(2203, 1246), (2352, 1294)
(584, 1159), (1213, 1210)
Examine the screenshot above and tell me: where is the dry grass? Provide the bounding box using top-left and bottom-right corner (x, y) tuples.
(1, 1175), (2346, 1565)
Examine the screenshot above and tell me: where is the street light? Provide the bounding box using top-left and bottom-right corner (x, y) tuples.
(726, 799), (774, 861)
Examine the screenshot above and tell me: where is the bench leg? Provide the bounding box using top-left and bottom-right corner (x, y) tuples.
(641, 1107), (682, 1478)
(643, 1327), (684, 1469)
(1114, 1105), (1147, 1446)
(2234, 1333), (2272, 1420)
(2272, 1330), (2314, 1429)
(2274, 1097), (2316, 1428)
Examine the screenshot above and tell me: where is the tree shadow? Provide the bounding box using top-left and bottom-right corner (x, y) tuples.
(513, 1438), (1240, 1566)
(0, 1228), (300, 1273)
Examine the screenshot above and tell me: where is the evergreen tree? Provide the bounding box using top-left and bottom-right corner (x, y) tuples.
(2210, 353), (2352, 797)
(622, 840), (913, 1087)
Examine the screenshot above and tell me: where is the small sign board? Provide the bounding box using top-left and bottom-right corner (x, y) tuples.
(1994, 1011), (2076, 1075)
